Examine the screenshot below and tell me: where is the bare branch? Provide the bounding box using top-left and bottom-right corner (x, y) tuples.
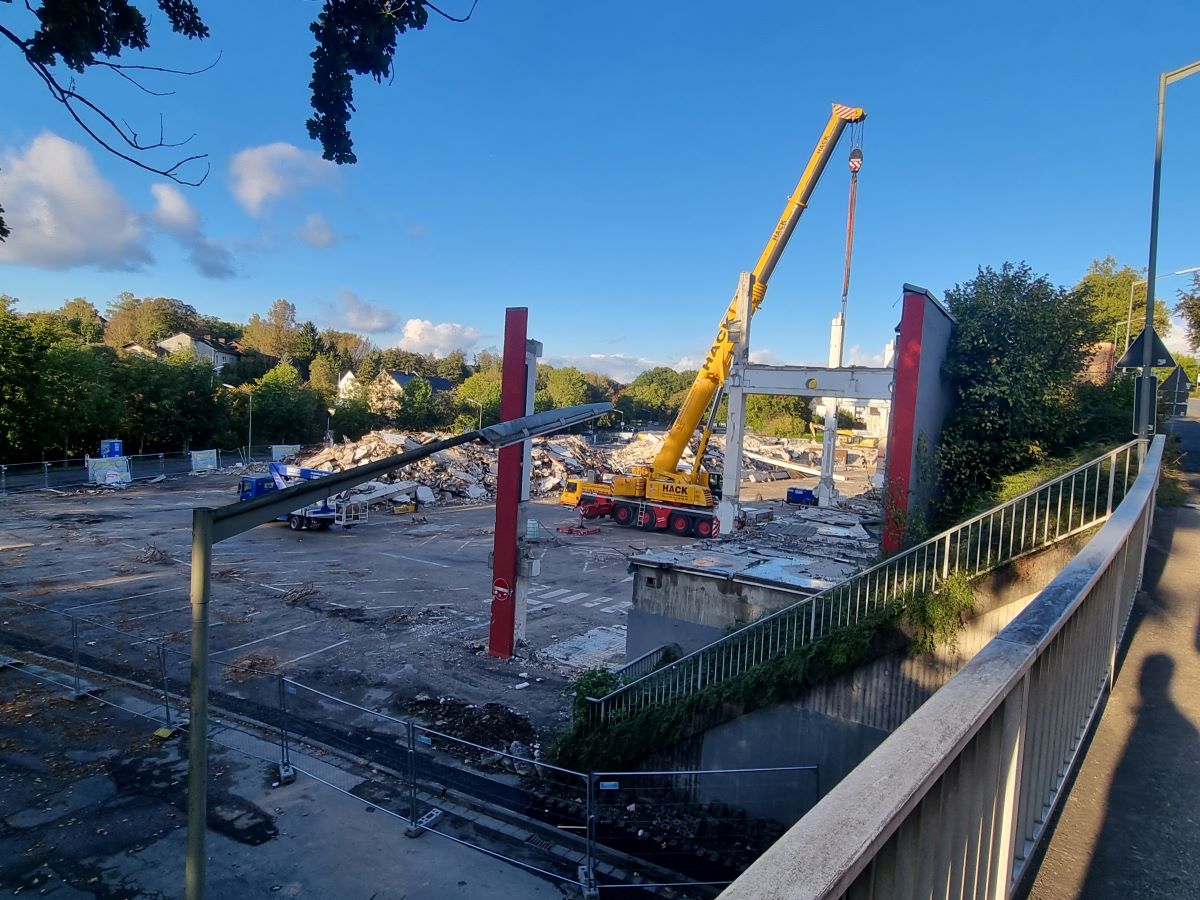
(422, 0), (479, 23)
(93, 51), (221, 78)
(105, 63), (176, 97)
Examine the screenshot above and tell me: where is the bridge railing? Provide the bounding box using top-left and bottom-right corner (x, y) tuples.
(720, 435), (1162, 900)
(588, 440), (1142, 723)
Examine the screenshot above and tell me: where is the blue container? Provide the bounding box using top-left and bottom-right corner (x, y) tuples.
(100, 439), (124, 458)
(786, 487), (817, 506)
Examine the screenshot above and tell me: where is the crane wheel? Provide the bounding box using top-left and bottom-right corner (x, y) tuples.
(668, 513), (693, 536)
(581, 507), (600, 520)
(612, 503), (635, 527)
(695, 518), (714, 538)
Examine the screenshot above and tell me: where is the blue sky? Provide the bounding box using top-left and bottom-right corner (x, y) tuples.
(2, 1), (1199, 380)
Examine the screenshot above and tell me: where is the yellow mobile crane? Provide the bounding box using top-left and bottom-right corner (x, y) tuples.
(561, 103), (867, 537)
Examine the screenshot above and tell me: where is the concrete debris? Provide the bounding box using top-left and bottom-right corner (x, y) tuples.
(299, 430), (608, 509)
(134, 544), (169, 563)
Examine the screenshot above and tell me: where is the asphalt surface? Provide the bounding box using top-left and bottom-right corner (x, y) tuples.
(0, 669), (570, 899)
(0, 470), (706, 740)
(1022, 406), (1200, 899)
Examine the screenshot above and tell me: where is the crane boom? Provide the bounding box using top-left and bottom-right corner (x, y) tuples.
(650, 103), (866, 481)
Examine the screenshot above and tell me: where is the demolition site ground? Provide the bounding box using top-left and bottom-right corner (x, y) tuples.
(0, 470), (714, 740)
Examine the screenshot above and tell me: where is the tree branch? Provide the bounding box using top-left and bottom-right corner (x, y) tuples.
(421, 0), (480, 23)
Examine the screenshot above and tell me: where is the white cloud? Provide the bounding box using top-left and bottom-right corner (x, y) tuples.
(1163, 317), (1196, 356)
(230, 142), (336, 216)
(748, 348), (784, 366)
(543, 352), (672, 384)
(148, 183), (235, 279)
(299, 213), (335, 248)
(398, 319), (481, 357)
(325, 291), (399, 333)
(0, 133), (149, 270)
(150, 183), (200, 235)
(846, 344), (889, 367)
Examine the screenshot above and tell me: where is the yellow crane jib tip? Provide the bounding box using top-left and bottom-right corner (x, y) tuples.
(832, 103), (867, 122)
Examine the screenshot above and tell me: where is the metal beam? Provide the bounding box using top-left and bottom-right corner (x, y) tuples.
(731, 364), (893, 401)
(208, 404), (612, 543)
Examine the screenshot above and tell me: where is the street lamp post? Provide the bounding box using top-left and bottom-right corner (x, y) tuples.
(1124, 266), (1200, 350)
(246, 391), (253, 463)
(465, 398), (483, 430)
(1138, 57), (1200, 437)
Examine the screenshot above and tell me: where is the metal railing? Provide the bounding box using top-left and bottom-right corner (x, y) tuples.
(613, 643), (679, 682)
(721, 434), (1163, 900)
(588, 440), (1142, 723)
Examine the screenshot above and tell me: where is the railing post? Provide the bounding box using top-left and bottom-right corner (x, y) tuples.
(70, 616), (81, 697)
(989, 672), (1030, 896)
(277, 676), (295, 783)
(581, 773), (599, 898)
(43, 461), (50, 489)
(1, 464), (6, 496)
(159, 453), (165, 476)
(158, 645), (173, 727)
(942, 532), (952, 581)
(406, 719), (420, 834)
(1106, 450), (1117, 516)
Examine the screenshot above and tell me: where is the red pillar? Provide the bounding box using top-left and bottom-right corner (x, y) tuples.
(488, 308), (528, 658)
(883, 291), (925, 552)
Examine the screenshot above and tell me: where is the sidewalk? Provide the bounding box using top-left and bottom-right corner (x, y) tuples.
(1023, 413), (1200, 900)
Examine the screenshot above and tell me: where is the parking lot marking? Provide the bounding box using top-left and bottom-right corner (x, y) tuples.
(557, 592), (588, 604)
(620, 575), (634, 583)
(377, 552), (449, 569)
(582, 597), (611, 608)
(281, 639), (349, 667)
(600, 601), (632, 614)
(527, 602), (553, 612)
(211, 620), (321, 656)
(64, 586), (178, 612)
(540, 589), (570, 599)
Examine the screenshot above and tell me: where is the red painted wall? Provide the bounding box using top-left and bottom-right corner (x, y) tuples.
(883, 292), (926, 552)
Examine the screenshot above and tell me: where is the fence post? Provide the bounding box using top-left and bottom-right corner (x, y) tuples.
(1, 464), (6, 496)
(158, 645), (174, 728)
(277, 676), (295, 783)
(159, 453), (165, 476)
(43, 461), (50, 489)
(581, 773), (599, 898)
(405, 720), (421, 837)
(70, 616), (81, 697)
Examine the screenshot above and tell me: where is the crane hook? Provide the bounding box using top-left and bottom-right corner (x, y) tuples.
(849, 147), (863, 174)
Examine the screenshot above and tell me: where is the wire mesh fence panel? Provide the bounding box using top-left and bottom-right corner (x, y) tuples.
(410, 724), (592, 884)
(591, 766), (819, 889)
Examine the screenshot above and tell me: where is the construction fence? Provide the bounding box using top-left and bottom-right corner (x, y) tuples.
(0, 596), (818, 897)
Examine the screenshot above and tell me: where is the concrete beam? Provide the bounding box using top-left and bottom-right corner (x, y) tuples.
(730, 365), (894, 401)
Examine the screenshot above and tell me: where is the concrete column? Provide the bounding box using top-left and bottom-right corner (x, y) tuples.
(716, 273), (754, 535)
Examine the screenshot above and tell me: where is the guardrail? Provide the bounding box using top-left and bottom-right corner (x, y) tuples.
(588, 440), (1142, 723)
(721, 434), (1163, 900)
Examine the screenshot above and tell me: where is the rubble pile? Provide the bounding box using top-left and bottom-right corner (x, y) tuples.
(299, 430), (608, 508)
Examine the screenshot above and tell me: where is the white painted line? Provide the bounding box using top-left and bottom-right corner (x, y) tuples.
(557, 592), (588, 604)
(112, 603), (190, 622)
(281, 639), (349, 667)
(582, 597), (611, 608)
(540, 589), (570, 600)
(600, 601), (632, 614)
(377, 591), (399, 595)
(620, 575), (634, 583)
(377, 551), (449, 569)
(64, 586), (178, 612)
(210, 620), (320, 656)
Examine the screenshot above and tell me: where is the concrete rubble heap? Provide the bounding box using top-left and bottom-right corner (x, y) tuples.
(299, 430), (608, 508)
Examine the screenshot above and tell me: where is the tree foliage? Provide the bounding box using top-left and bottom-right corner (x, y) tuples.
(242, 299), (299, 360)
(102, 293), (201, 347)
(1175, 272), (1200, 354)
(1, 0), (467, 242)
(620, 366), (694, 422)
(935, 263), (1103, 522)
(1075, 256), (1169, 345)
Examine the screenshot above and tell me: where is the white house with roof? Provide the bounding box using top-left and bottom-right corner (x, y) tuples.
(155, 333), (243, 370)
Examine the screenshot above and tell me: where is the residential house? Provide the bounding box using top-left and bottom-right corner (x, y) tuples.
(338, 370), (453, 403)
(120, 341), (162, 359)
(156, 333), (243, 370)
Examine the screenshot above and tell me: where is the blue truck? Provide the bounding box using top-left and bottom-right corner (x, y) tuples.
(237, 462), (365, 531)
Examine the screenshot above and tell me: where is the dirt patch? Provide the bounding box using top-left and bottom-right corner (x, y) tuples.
(222, 653), (279, 681)
(393, 695), (537, 752)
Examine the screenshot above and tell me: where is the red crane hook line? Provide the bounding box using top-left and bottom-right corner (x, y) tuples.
(840, 146), (863, 310)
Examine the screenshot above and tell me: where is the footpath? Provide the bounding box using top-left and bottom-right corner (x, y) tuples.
(1023, 409), (1200, 900)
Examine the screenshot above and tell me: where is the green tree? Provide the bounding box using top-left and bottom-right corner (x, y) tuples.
(544, 366), (590, 408)
(745, 394), (811, 437)
(294, 320), (324, 361)
(1076, 256), (1169, 347)
(40, 344), (122, 456)
(397, 376), (435, 429)
(0, 1), (470, 243)
(104, 293), (201, 347)
(457, 369), (503, 425)
(331, 399), (371, 441)
(307, 353), (340, 405)
(321, 329), (375, 373)
(198, 315), (243, 343)
(0, 303), (49, 458)
(1175, 273), (1200, 353)
(936, 263), (1102, 522)
(434, 349), (469, 384)
(242, 299), (299, 360)
(59, 298), (106, 343)
(621, 366), (693, 422)
(253, 362), (324, 442)
(380, 348), (433, 376)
